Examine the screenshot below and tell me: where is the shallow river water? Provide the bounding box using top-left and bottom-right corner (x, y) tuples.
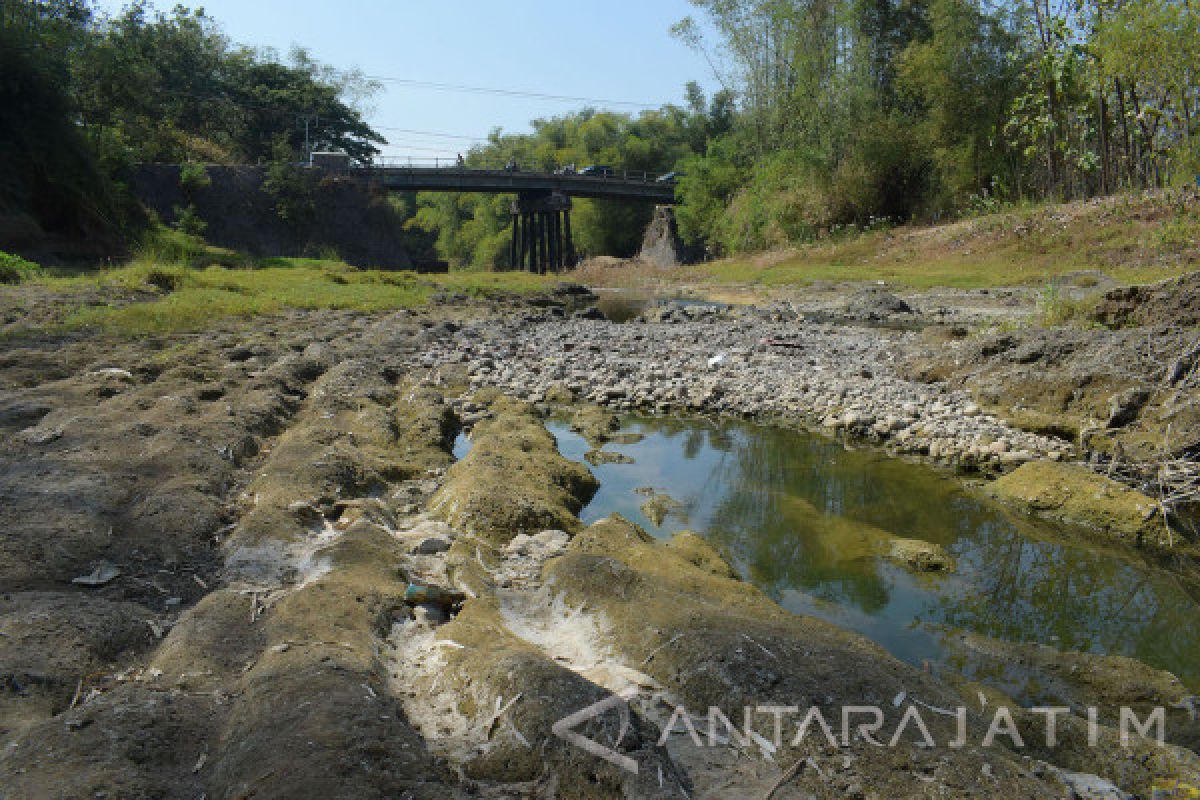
(536, 416), (1200, 689)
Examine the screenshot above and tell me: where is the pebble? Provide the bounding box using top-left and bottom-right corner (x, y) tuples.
(405, 308), (1069, 469)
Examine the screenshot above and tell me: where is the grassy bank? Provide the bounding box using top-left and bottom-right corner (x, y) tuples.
(7, 231), (553, 336)
(579, 190), (1200, 290)
(47, 262), (550, 335)
(8, 190), (1197, 337)
(57, 264), (429, 333)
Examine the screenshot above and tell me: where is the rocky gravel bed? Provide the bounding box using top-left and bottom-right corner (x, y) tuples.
(413, 305), (1073, 469)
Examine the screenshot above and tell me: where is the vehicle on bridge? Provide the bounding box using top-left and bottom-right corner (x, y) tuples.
(578, 165), (615, 177)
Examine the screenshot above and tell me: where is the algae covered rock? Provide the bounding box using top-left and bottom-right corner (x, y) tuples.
(886, 537), (955, 572)
(783, 492), (955, 574)
(940, 631), (1200, 793)
(664, 530), (739, 579)
(430, 399), (597, 543)
(569, 404), (621, 446)
(942, 630), (1200, 752)
(542, 382), (575, 404)
(393, 384), (458, 477)
(988, 460), (1167, 548)
(542, 516), (1060, 797)
(639, 491), (685, 527)
(584, 447), (633, 465)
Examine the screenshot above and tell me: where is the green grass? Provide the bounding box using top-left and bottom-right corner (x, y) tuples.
(54, 266), (432, 334)
(133, 227), (252, 269)
(33, 232), (554, 335)
(434, 270), (553, 294)
(21, 190), (1198, 335)
(681, 192), (1200, 289)
(694, 247), (1184, 290)
(1035, 281), (1102, 327)
(694, 258), (1184, 290)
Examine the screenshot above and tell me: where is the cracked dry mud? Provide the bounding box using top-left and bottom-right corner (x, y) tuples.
(1, 291), (1198, 799)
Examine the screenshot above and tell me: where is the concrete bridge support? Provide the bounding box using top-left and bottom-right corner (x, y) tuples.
(510, 191), (574, 273)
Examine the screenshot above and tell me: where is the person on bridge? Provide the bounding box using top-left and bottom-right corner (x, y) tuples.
(505, 158), (517, 172)
(456, 153), (465, 168)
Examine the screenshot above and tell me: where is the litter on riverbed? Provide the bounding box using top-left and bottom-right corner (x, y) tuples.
(759, 336), (805, 349)
(72, 561), (121, 587)
(405, 583), (466, 612)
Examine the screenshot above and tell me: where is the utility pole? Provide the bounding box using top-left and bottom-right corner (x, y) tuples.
(299, 113), (318, 163)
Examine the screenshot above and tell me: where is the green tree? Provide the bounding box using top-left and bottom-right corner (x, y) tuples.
(2, 0), (390, 251)
(898, 0), (1019, 212)
(72, 3), (385, 165)
(1092, 0), (1200, 183)
(0, 1), (123, 239)
(411, 104), (705, 267)
(263, 139), (315, 227)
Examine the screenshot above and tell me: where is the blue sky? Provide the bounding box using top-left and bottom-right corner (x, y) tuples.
(91, 1), (722, 161)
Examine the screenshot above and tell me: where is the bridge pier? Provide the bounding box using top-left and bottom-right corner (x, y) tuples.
(510, 191), (573, 273)
(510, 215), (519, 269)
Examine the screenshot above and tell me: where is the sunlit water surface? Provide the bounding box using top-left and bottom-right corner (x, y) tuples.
(555, 417), (1200, 688)
(456, 417), (1200, 687)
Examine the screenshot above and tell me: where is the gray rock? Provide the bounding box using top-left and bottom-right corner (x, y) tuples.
(844, 288), (913, 319)
(413, 537), (451, 555)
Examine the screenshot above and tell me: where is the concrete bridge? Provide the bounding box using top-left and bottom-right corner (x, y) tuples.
(323, 157), (678, 273)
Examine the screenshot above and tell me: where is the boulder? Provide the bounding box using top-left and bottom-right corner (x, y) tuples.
(886, 537), (955, 572)
(844, 287), (914, 319)
(987, 461), (1169, 549)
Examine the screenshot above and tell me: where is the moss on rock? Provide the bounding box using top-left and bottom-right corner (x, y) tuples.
(886, 536), (955, 572)
(543, 382), (575, 404)
(569, 405), (620, 446)
(393, 383), (458, 478)
(943, 630), (1199, 750)
(639, 491), (684, 527)
(542, 517), (1058, 796)
(988, 460), (1170, 549)
(941, 632), (1200, 794)
(1001, 407), (1083, 442)
(430, 398), (597, 543)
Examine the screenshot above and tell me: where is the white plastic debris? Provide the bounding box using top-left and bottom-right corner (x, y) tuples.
(72, 561), (121, 587)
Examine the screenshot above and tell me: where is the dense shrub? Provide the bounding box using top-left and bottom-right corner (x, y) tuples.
(0, 251), (42, 284)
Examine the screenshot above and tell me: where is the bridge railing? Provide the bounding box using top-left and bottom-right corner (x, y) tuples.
(354, 156), (670, 184)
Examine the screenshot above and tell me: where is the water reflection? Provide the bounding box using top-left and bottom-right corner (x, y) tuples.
(549, 416), (1200, 687)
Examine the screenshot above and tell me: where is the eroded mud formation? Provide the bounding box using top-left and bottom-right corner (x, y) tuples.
(2, 290), (1198, 798)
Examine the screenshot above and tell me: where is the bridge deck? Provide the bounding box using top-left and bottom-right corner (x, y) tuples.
(345, 165), (677, 203)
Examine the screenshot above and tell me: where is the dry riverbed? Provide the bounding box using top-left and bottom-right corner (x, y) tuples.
(1, 276), (1198, 797)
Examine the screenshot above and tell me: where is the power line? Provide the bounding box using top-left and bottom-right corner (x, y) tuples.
(105, 86), (492, 144)
(87, 73), (663, 140)
(377, 143), (466, 154)
(371, 126), (486, 141)
(361, 75), (662, 110)
(113, 86), (499, 142)
(93, 77), (661, 149)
